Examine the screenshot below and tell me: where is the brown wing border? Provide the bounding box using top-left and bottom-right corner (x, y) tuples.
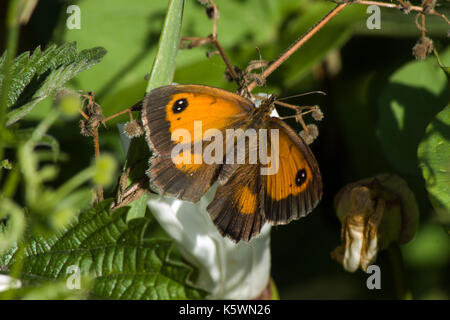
(263, 117), (323, 225)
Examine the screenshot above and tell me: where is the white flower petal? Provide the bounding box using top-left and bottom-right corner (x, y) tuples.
(148, 184), (271, 299)
(0, 275), (21, 292)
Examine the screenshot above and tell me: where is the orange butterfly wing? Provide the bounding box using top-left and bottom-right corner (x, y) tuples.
(142, 85), (253, 201)
(263, 118), (322, 224)
(207, 163), (265, 241)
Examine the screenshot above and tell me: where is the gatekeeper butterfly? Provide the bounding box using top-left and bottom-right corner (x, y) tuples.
(141, 85), (322, 242)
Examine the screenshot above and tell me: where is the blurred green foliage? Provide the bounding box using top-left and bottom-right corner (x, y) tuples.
(1, 200), (205, 299)
(0, 0), (449, 299)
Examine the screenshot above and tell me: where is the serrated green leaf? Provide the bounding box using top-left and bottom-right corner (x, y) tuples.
(0, 200), (206, 300)
(2, 43), (106, 126)
(418, 105), (450, 228)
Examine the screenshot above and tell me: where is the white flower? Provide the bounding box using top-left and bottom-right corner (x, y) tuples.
(147, 188), (271, 299)
(0, 274), (21, 292)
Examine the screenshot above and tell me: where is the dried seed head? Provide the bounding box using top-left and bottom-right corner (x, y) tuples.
(224, 66), (241, 82)
(79, 119), (91, 137)
(299, 124), (319, 145)
(412, 36), (434, 60)
(299, 130), (314, 145)
(400, 0), (412, 14)
(84, 101), (103, 118)
(79, 114), (104, 137)
(311, 106), (324, 121)
(197, 0), (210, 5)
(422, 0), (436, 14)
(123, 120), (143, 138)
(205, 6), (216, 19)
(306, 124), (319, 140)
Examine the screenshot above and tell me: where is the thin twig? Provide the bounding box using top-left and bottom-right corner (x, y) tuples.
(209, 0), (218, 37)
(421, 14), (426, 39)
(246, 2), (350, 92)
(104, 108), (132, 122)
(211, 37), (239, 81)
(92, 128), (103, 201)
(180, 0), (239, 82)
(352, 0), (450, 25)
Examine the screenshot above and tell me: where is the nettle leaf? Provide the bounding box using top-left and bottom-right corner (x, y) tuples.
(0, 200), (206, 300)
(418, 105), (450, 228)
(0, 42), (106, 126)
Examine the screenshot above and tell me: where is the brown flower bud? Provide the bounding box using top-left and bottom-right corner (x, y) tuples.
(311, 106), (324, 121)
(412, 37), (434, 60)
(299, 124), (319, 145)
(331, 174), (419, 272)
(123, 120), (143, 138)
(400, 1), (412, 14)
(421, 0), (436, 14)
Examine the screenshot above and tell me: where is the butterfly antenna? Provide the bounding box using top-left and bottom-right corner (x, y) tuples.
(278, 91), (326, 101)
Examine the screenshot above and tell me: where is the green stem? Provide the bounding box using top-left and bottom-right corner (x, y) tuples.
(2, 167), (20, 197)
(387, 244), (412, 300)
(51, 166), (95, 206)
(0, 196), (26, 252)
(31, 109), (60, 142)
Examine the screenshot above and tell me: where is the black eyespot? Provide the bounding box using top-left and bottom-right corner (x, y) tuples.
(295, 169), (307, 187)
(172, 98), (188, 114)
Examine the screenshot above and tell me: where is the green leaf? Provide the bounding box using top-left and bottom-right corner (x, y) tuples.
(434, 49), (450, 84)
(13, 278), (93, 300)
(2, 43), (106, 126)
(402, 222), (450, 268)
(124, 0), (185, 220)
(277, 2), (365, 88)
(0, 197), (25, 253)
(0, 200), (206, 300)
(61, 0), (284, 103)
(418, 105), (450, 228)
(378, 48), (450, 176)
(147, 0), (185, 92)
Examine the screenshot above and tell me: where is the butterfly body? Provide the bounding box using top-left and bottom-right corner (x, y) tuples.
(142, 84), (322, 242)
